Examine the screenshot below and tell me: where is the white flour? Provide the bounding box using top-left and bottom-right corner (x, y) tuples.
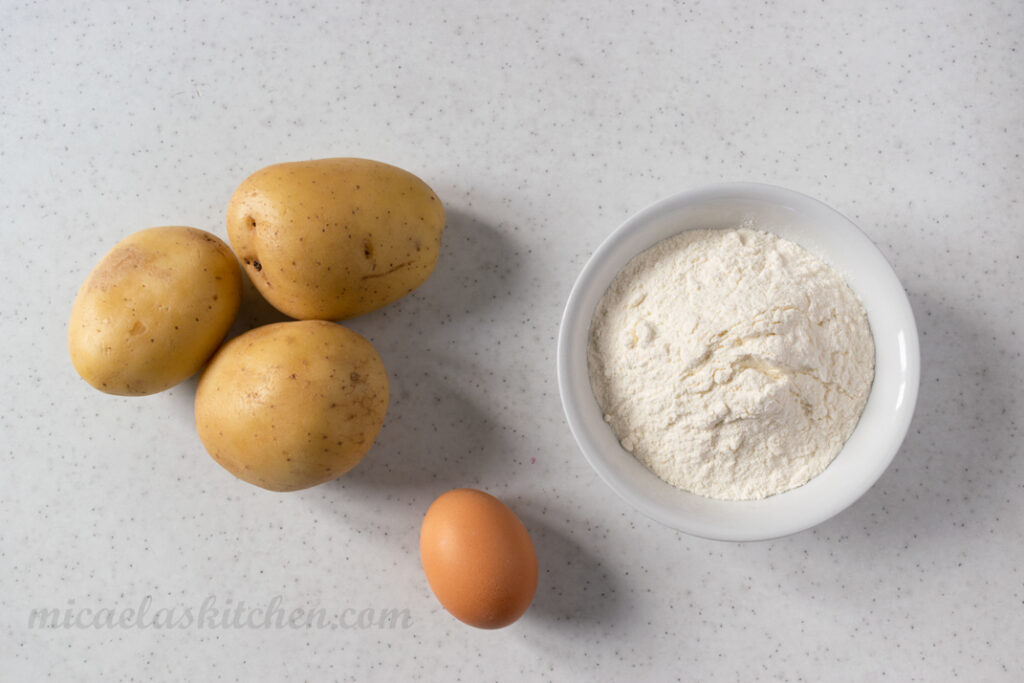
(587, 228), (874, 500)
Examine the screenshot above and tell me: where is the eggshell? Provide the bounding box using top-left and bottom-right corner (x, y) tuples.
(419, 489), (538, 629)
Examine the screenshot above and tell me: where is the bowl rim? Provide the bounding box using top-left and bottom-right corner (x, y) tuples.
(557, 181), (920, 541)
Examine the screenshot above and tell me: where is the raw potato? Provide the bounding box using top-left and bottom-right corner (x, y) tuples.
(68, 226), (242, 396)
(194, 320), (389, 491)
(226, 157), (445, 320)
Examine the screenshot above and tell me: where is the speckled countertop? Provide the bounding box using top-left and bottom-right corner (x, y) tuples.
(2, 1), (1022, 680)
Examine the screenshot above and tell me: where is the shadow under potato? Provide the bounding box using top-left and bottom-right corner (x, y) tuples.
(335, 206), (525, 491)
(224, 263), (293, 342)
(419, 206), (524, 319)
(336, 350), (512, 493)
(344, 205), (525, 335)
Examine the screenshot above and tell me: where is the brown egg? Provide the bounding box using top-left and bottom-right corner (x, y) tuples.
(419, 489), (538, 629)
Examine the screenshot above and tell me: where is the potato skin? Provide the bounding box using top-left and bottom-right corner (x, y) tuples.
(194, 320), (389, 491)
(226, 158), (445, 320)
(68, 226), (242, 396)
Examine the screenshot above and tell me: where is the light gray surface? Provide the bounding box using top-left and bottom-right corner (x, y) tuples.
(2, 1), (1021, 680)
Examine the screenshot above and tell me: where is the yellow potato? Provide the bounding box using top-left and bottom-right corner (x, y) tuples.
(68, 226), (242, 396)
(226, 157), (445, 320)
(194, 320), (389, 491)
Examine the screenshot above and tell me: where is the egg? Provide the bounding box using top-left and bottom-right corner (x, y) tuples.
(419, 489), (538, 629)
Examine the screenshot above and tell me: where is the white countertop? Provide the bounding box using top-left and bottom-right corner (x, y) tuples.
(3, 1), (1022, 679)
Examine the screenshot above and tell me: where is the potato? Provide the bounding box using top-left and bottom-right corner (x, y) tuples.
(194, 320), (389, 491)
(226, 157), (445, 320)
(68, 226), (242, 396)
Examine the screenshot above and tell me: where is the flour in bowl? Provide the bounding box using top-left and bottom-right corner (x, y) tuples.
(587, 228), (874, 500)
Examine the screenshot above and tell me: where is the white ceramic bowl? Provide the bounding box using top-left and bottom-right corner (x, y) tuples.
(558, 182), (920, 541)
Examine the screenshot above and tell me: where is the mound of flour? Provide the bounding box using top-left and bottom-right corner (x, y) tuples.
(587, 228), (874, 500)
